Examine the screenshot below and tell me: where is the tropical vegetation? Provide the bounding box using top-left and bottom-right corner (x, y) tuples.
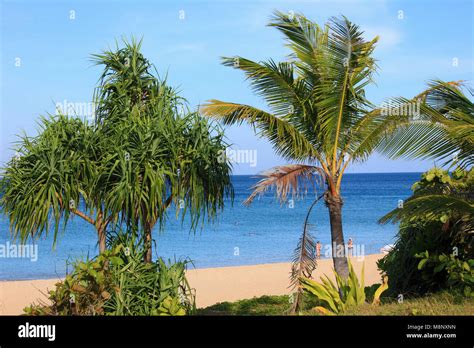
(0, 39), (233, 263)
(201, 11), (438, 307)
(24, 231), (195, 315)
(299, 261), (388, 314)
(198, 291), (473, 316)
(378, 167), (473, 297)
(0, 10), (472, 317)
(378, 80), (473, 299)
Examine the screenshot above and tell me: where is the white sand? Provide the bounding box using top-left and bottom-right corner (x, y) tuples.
(0, 253), (383, 315)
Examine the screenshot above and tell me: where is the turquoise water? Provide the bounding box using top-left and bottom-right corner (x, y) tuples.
(0, 173), (419, 280)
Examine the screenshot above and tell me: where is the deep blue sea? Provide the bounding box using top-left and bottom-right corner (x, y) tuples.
(0, 173), (420, 280)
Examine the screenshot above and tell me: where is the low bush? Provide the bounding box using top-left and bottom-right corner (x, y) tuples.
(24, 232), (195, 315)
(378, 167), (473, 297)
(416, 251), (474, 297)
(300, 261), (388, 314)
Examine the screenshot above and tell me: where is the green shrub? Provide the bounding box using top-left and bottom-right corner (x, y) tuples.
(300, 261), (388, 314)
(24, 232), (195, 316)
(378, 168), (473, 297)
(416, 251), (474, 297)
(378, 221), (454, 296)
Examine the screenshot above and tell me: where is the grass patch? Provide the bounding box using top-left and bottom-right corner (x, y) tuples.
(197, 292), (474, 316)
(342, 292), (474, 316)
(197, 295), (291, 315)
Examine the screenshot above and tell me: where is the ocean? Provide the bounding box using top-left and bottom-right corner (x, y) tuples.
(0, 173), (420, 280)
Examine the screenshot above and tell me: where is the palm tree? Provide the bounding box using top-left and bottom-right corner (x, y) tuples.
(379, 81), (474, 234)
(202, 12), (418, 279)
(379, 80), (473, 169)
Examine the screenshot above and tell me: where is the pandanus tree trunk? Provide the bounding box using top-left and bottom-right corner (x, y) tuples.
(324, 191), (349, 279)
(95, 212), (107, 254)
(98, 226), (107, 254)
(144, 222), (153, 263)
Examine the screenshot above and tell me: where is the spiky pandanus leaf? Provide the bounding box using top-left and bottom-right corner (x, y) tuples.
(1, 38), (234, 259)
(0, 114), (102, 246)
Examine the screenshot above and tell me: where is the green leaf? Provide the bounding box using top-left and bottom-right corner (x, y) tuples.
(418, 258), (429, 270)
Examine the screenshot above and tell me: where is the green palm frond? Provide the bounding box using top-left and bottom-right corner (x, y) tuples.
(379, 81), (474, 168)
(200, 101), (322, 162)
(204, 12), (381, 181)
(269, 11), (321, 66)
(221, 56), (307, 117)
(315, 16), (378, 158)
(379, 194), (474, 224)
(202, 11), (472, 284)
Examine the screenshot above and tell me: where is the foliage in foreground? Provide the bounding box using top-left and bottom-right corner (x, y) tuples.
(416, 251), (474, 297)
(341, 291), (474, 316)
(198, 292), (474, 316)
(300, 261), (388, 314)
(197, 295), (296, 316)
(379, 167), (473, 297)
(24, 233), (195, 315)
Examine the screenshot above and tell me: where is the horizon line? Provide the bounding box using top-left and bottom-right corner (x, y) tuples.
(232, 171), (424, 176)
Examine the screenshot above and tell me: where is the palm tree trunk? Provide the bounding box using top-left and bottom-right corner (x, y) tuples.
(324, 191), (349, 279)
(144, 222), (153, 263)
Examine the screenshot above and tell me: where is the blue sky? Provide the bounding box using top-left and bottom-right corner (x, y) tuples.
(1, 0), (472, 174)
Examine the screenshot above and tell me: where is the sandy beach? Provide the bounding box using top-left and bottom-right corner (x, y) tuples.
(0, 253), (383, 315)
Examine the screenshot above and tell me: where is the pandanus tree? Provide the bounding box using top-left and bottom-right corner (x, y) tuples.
(202, 12), (425, 287)
(1, 39), (233, 261)
(92, 39), (233, 262)
(0, 114), (113, 252)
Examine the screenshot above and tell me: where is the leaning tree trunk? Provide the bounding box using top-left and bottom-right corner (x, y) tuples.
(144, 222), (153, 263)
(324, 191), (349, 280)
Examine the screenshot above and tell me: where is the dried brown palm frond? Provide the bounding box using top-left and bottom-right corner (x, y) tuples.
(289, 194), (324, 313)
(244, 164), (325, 205)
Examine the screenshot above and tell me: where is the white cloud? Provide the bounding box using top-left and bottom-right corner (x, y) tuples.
(363, 26), (401, 49)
